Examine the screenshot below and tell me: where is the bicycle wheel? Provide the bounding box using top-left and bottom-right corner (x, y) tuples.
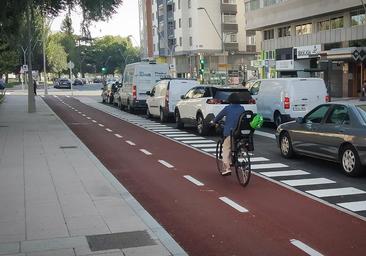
(235, 145), (251, 187)
(216, 139), (225, 175)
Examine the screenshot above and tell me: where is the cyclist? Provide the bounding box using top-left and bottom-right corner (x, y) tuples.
(211, 92), (245, 176)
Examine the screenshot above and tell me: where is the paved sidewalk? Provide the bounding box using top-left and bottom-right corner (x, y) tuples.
(0, 96), (186, 256)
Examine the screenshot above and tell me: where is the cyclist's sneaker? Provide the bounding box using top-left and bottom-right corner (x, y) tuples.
(221, 169), (232, 176)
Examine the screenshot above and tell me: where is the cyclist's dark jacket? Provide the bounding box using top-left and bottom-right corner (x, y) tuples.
(213, 104), (245, 137)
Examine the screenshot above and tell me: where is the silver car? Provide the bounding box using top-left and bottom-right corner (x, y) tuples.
(276, 101), (366, 176)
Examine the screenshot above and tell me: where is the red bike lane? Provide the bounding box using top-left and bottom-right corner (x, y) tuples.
(44, 96), (366, 256)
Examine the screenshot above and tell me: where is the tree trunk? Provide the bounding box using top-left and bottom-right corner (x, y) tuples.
(5, 74), (8, 84)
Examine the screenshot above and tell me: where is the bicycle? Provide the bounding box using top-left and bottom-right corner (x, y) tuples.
(215, 111), (256, 187)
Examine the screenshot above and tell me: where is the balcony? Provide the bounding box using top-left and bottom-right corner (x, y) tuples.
(221, 3), (237, 14)
(222, 23), (238, 33)
(246, 45), (257, 53)
(224, 43), (239, 51)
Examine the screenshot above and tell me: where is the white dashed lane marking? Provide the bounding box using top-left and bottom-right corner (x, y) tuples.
(290, 239), (324, 256)
(98, 124), (105, 127)
(183, 175), (204, 186)
(114, 134), (123, 138)
(219, 197), (248, 213)
(106, 128), (113, 132)
(158, 160), (174, 168)
(140, 149), (152, 155)
(92, 120), (97, 123)
(87, 117), (91, 119)
(126, 140), (136, 146)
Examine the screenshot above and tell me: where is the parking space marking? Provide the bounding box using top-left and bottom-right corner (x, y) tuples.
(281, 178), (336, 187)
(126, 140), (136, 146)
(201, 148), (217, 153)
(174, 137), (206, 141)
(290, 239), (323, 256)
(255, 131), (276, 140)
(98, 124), (104, 127)
(219, 197), (248, 213)
(165, 134), (196, 138)
(114, 134), (123, 138)
(182, 140), (215, 143)
(306, 187), (366, 198)
(337, 201), (366, 212)
(105, 128), (113, 132)
(159, 131), (188, 135)
(151, 129), (178, 132)
(260, 170), (310, 177)
(158, 160), (174, 168)
(250, 157), (270, 162)
(183, 175), (204, 186)
(190, 143), (218, 148)
(140, 149), (152, 155)
(251, 163), (288, 170)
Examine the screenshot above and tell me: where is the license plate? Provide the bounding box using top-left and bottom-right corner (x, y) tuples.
(293, 105), (306, 111)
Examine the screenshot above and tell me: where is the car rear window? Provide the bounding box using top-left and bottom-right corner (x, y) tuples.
(356, 105), (366, 123)
(213, 89), (252, 104)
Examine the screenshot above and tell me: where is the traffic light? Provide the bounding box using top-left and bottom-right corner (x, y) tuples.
(102, 67), (107, 74)
(199, 58), (205, 75)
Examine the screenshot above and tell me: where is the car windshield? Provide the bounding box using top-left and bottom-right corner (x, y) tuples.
(356, 105), (366, 123)
(213, 89), (252, 104)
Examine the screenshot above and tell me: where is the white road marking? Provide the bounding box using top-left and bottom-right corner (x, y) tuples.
(98, 124), (104, 127)
(126, 140), (136, 146)
(251, 163), (288, 170)
(175, 137), (206, 140)
(219, 197), (248, 213)
(140, 149), (152, 155)
(190, 143), (218, 148)
(159, 131), (188, 134)
(82, 114), (86, 117)
(250, 157), (270, 162)
(182, 139), (215, 143)
(86, 117), (91, 119)
(92, 120), (97, 123)
(66, 96), (70, 98)
(290, 239), (323, 256)
(114, 134), (123, 138)
(201, 148), (217, 153)
(306, 187), (366, 198)
(105, 128), (113, 132)
(158, 160), (174, 168)
(255, 130), (276, 139)
(183, 175), (204, 186)
(260, 170), (310, 177)
(151, 129), (177, 132)
(337, 201), (366, 212)
(165, 134), (197, 138)
(281, 178), (336, 187)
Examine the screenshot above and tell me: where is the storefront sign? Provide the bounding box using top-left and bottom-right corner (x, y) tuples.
(295, 45), (321, 59)
(276, 60), (294, 71)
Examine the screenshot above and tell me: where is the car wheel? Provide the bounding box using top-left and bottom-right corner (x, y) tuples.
(341, 145), (362, 177)
(274, 112), (283, 128)
(147, 108), (152, 118)
(160, 108), (167, 123)
(280, 132), (294, 158)
(197, 114), (209, 136)
(175, 110), (184, 129)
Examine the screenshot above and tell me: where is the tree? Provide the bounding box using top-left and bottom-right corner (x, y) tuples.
(61, 14), (73, 35)
(46, 34), (67, 76)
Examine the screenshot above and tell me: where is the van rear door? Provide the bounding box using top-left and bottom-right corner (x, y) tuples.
(168, 80), (199, 113)
(135, 64), (169, 100)
(290, 79), (327, 117)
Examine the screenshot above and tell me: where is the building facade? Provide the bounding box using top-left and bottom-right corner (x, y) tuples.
(138, 0), (154, 58)
(245, 0), (366, 97)
(141, 0), (257, 83)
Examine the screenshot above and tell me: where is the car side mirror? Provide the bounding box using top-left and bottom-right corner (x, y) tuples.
(296, 117), (304, 124)
(180, 95), (185, 100)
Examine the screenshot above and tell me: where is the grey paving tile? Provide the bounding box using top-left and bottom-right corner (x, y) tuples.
(65, 215), (109, 236)
(26, 215), (69, 241)
(0, 219), (25, 244)
(21, 236), (88, 253)
(122, 244), (171, 256)
(26, 248), (75, 256)
(74, 247), (122, 256)
(0, 242), (20, 255)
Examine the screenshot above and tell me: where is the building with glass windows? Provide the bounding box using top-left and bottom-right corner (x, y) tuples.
(245, 0), (366, 97)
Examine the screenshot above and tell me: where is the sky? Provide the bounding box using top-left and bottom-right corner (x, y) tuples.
(51, 0), (140, 46)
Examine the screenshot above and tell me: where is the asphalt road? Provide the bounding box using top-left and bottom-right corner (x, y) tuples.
(43, 95), (366, 256)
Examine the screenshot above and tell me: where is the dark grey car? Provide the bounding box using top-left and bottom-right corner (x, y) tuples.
(275, 101), (366, 176)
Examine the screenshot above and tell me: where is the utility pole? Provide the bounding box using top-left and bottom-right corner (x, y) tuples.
(26, 0), (35, 113)
(42, 3), (48, 96)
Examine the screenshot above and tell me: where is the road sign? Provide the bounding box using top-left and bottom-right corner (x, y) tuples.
(67, 61), (75, 69)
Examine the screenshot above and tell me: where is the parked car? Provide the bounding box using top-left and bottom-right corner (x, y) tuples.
(102, 81), (120, 104)
(119, 61), (169, 113)
(54, 78), (71, 89)
(72, 78), (83, 86)
(276, 101), (366, 176)
(175, 85), (257, 135)
(113, 87), (122, 107)
(247, 78), (329, 127)
(146, 78), (199, 122)
(93, 77), (103, 83)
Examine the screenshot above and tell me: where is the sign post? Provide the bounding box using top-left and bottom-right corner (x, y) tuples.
(68, 61), (75, 96)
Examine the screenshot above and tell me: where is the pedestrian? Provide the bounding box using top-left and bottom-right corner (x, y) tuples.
(33, 79), (37, 95)
(241, 80), (246, 87)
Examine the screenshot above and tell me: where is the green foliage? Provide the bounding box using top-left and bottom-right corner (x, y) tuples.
(46, 34), (67, 74)
(61, 14), (74, 35)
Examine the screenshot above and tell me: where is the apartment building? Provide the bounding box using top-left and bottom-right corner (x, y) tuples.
(138, 0), (154, 58)
(245, 0), (366, 97)
(143, 0), (257, 83)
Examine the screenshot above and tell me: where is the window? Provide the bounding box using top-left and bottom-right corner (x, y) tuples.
(351, 9), (366, 26)
(356, 105), (366, 123)
(189, 17), (192, 27)
(224, 33), (237, 43)
(223, 14), (237, 24)
(188, 0), (191, 8)
(179, 37), (182, 46)
(264, 29), (274, 40)
(249, 81), (261, 95)
(223, 0), (236, 3)
(192, 87), (206, 98)
(152, 13), (154, 21)
(179, 18), (181, 28)
(326, 105), (349, 125)
(295, 23), (312, 35)
(247, 35), (256, 45)
(331, 17), (343, 29)
(278, 26), (290, 37)
(184, 88), (195, 99)
(304, 105), (331, 124)
(317, 20), (330, 31)
(189, 36), (193, 46)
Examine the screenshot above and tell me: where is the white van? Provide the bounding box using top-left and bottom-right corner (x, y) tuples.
(248, 78), (329, 127)
(119, 61), (169, 112)
(146, 78), (199, 122)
